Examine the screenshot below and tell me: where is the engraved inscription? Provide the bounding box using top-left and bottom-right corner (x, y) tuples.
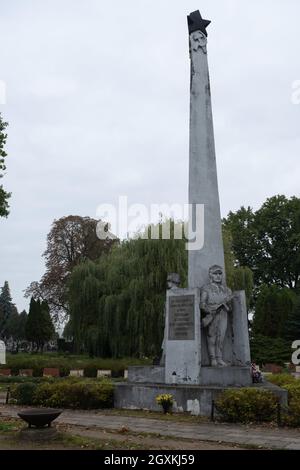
(168, 295), (195, 341)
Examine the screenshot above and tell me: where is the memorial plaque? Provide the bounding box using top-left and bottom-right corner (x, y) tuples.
(168, 295), (195, 340)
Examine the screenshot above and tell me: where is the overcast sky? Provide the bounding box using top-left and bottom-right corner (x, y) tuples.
(0, 0), (299, 312)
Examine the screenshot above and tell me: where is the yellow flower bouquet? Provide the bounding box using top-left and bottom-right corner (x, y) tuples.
(155, 393), (174, 414)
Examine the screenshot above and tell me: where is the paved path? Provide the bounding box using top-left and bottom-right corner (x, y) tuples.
(1, 405), (300, 450)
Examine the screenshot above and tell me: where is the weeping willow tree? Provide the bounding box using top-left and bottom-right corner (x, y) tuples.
(68, 220), (188, 357)
(68, 220), (253, 358)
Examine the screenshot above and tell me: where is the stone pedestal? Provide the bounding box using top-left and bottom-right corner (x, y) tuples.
(127, 365), (251, 387)
(128, 366), (164, 384)
(114, 382), (287, 417)
(129, 289), (250, 387)
(19, 426), (58, 442)
(200, 366), (251, 386)
(165, 288), (201, 384)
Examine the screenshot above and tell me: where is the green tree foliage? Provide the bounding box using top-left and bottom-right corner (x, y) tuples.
(223, 227), (253, 308)
(0, 281), (15, 338)
(63, 319), (74, 341)
(25, 298), (39, 349)
(0, 113), (10, 217)
(25, 215), (117, 320)
(25, 298), (55, 352)
(223, 195), (300, 290)
(224, 195), (300, 362)
(250, 334), (291, 365)
(4, 309), (19, 339)
(68, 221), (188, 357)
(285, 296), (300, 342)
(4, 309), (27, 352)
(252, 285), (296, 338)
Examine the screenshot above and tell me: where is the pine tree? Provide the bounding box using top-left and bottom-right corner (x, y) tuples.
(25, 298), (39, 351)
(40, 300), (55, 349)
(0, 281), (14, 338)
(25, 298), (54, 352)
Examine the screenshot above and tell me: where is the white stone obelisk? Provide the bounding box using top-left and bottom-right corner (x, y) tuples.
(187, 11), (225, 290)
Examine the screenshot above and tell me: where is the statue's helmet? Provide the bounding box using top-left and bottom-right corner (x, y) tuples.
(209, 265), (223, 275)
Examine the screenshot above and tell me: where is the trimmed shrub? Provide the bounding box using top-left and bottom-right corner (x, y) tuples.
(265, 377), (300, 428)
(284, 383), (300, 401)
(32, 382), (54, 405)
(215, 388), (278, 423)
(284, 400), (300, 427)
(281, 383), (300, 427)
(267, 374), (296, 387)
(11, 382), (38, 405)
(32, 380), (113, 409)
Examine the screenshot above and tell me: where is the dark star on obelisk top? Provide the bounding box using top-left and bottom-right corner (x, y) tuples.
(187, 10), (211, 36)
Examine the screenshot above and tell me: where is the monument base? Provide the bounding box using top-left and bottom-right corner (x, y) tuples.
(114, 382), (287, 417)
(127, 365), (252, 387)
(200, 366), (251, 386)
(128, 366), (164, 384)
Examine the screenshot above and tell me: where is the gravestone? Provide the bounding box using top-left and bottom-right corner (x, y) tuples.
(263, 364), (283, 374)
(0, 341), (6, 365)
(293, 365), (300, 380)
(19, 369), (33, 377)
(97, 370), (112, 378)
(43, 368), (60, 377)
(69, 369), (84, 378)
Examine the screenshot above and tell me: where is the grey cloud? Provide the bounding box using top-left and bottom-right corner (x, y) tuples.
(0, 0), (299, 311)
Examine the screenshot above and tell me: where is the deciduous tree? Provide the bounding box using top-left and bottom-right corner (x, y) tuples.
(224, 195), (300, 290)
(25, 215), (117, 320)
(0, 113), (10, 217)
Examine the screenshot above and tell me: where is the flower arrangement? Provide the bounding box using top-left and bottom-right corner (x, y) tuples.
(155, 393), (174, 414)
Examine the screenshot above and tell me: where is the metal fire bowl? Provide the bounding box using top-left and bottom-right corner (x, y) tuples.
(18, 409), (62, 428)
